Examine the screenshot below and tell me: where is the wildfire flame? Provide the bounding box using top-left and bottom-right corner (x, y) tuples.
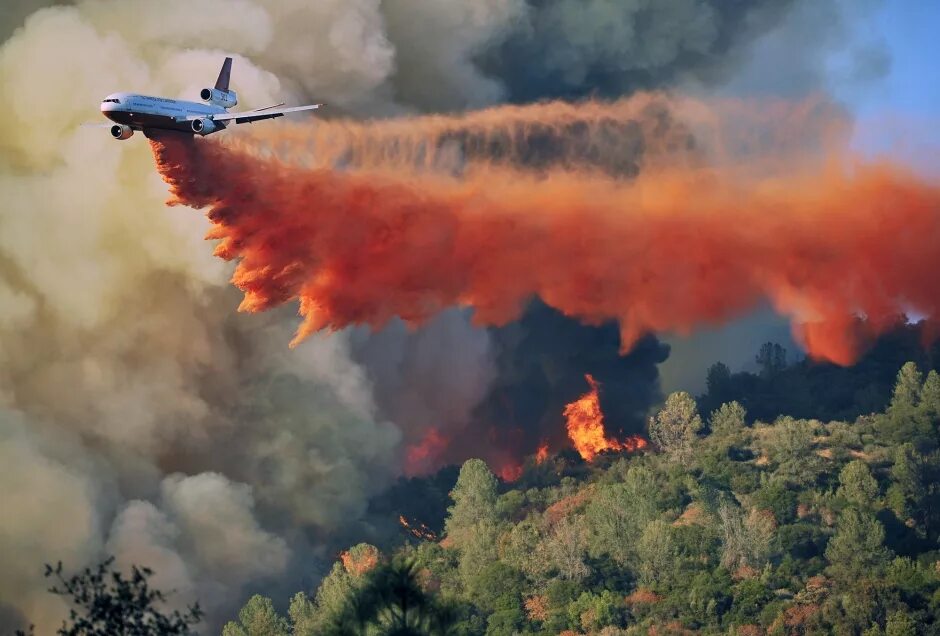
(498, 462), (523, 482)
(340, 544), (380, 577)
(535, 442), (550, 464)
(398, 515), (438, 541)
(563, 374), (648, 461)
(404, 427), (449, 476)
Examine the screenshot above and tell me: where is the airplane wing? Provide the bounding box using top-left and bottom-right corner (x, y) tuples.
(182, 104), (321, 125)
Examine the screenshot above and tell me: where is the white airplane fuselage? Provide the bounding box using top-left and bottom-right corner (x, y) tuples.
(101, 92), (228, 136)
(95, 57), (320, 140)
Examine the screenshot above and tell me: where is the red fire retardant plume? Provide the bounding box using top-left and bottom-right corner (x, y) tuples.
(149, 97), (940, 366)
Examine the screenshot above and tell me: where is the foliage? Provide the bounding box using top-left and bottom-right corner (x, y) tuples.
(326, 558), (458, 636)
(709, 401), (747, 437)
(648, 391), (703, 463)
(761, 417), (822, 486)
(222, 595), (289, 636)
(212, 355), (940, 636)
(718, 504), (775, 572)
(825, 509), (892, 584)
(837, 460), (880, 509)
(17, 557), (201, 636)
(445, 459), (500, 548)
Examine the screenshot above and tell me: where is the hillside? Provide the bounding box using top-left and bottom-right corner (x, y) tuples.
(221, 361), (940, 635)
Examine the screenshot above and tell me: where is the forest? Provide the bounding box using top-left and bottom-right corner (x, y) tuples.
(23, 344), (940, 635)
(222, 353), (940, 636)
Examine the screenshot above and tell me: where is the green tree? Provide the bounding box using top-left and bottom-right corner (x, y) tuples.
(288, 592), (318, 636)
(485, 607), (524, 635)
(764, 417), (821, 486)
(308, 562), (357, 633)
(18, 558), (202, 636)
(499, 517), (551, 581)
(921, 370), (940, 422)
(585, 466), (659, 564)
(445, 459), (499, 547)
(885, 610), (917, 636)
(882, 362), (936, 450)
(889, 362), (923, 416)
(327, 559), (456, 636)
(636, 519), (676, 588)
(648, 391), (703, 463)
(709, 401), (747, 437)
(445, 459), (502, 590)
(825, 509), (891, 584)
(222, 595), (289, 636)
(886, 444), (925, 526)
(837, 460), (880, 509)
(567, 590), (624, 632)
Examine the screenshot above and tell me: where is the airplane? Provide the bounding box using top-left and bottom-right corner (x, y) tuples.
(95, 57), (321, 140)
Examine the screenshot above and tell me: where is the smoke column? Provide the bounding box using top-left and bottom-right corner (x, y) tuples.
(151, 95), (940, 368)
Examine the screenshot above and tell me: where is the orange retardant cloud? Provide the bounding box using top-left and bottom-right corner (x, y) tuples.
(149, 95), (940, 366)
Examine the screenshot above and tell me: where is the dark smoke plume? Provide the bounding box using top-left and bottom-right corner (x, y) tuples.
(470, 301), (670, 470)
(477, 0), (801, 102)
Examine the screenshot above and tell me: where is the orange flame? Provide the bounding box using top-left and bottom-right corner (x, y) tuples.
(404, 427), (449, 476)
(498, 462), (523, 482)
(398, 515), (438, 541)
(340, 545), (379, 577)
(563, 375), (648, 461)
(535, 442), (550, 464)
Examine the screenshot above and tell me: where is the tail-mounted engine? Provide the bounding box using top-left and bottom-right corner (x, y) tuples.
(191, 118), (222, 136)
(200, 87), (237, 108)
(110, 124), (133, 140)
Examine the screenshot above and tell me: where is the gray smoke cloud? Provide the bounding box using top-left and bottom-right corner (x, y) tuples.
(0, 0), (888, 631)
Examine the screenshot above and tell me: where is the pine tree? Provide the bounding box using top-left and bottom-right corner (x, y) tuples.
(921, 370), (940, 423)
(648, 392), (702, 463)
(825, 509), (891, 584)
(444, 459), (499, 545)
(837, 460), (880, 509)
(709, 401), (747, 436)
(222, 595), (289, 636)
(889, 362), (923, 416)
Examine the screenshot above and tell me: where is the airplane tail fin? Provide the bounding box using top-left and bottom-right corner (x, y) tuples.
(214, 57), (232, 91)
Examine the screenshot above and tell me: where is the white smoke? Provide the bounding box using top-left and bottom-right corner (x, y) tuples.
(0, 2), (408, 630)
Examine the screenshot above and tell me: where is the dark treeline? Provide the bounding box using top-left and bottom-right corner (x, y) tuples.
(699, 322), (940, 423)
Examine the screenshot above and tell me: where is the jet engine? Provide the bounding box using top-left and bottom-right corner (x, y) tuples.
(110, 124), (133, 140)
(191, 118), (221, 135)
(200, 87), (237, 108)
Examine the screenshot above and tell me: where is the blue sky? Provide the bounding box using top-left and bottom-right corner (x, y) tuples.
(843, 1), (940, 170)
(851, 1), (940, 117)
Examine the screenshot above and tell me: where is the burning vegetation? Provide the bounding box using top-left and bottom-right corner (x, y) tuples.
(339, 544), (380, 577)
(535, 442), (550, 464)
(398, 515), (438, 541)
(563, 374), (648, 461)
